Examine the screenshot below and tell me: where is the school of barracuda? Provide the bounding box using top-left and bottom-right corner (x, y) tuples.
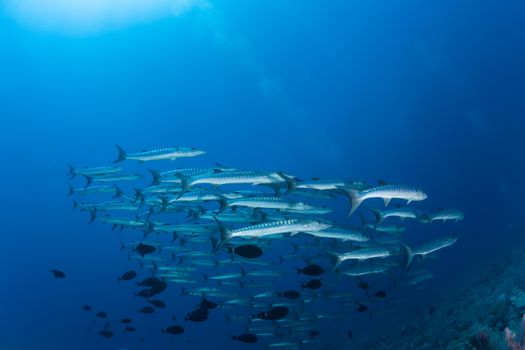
(67, 145), (463, 347)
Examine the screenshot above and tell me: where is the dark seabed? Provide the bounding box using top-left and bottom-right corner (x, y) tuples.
(1, 1), (525, 349)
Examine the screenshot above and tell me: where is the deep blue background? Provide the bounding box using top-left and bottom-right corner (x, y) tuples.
(1, 1), (524, 349)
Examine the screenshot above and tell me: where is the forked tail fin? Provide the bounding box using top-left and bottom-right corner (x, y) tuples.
(113, 144), (127, 163)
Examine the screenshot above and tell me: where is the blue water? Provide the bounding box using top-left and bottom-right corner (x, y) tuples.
(1, 1), (524, 349)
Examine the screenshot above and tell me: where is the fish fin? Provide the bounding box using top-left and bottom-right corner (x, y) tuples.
(401, 244), (414, 268)
(89, 209), (97, 223)
(217, 195), (228, 213)
(84, 175), (92, 187)
(378, 179), (388, 186)
(383, 198), (391, 206)
(72, 200), (78, 209)
(67, 164), (75, 178)
(213, 218), (231, 250)
(277, 172), (296, 194)
(160, 197), (169, 212)
(113, 144), (127, 163)
(326, 251), (343, 271)
(406, 200), (412, 205)
(67, 184), (74, 197)
(366, 207), (383, 225)
(113, 185), (124, 198)
(345, 189), (363, 217)
(175, 174), (191, 197)
(133, 188), (144, 204)
(148, 169), (161, 185)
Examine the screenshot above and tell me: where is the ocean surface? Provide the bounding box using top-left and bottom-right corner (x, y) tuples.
(1, 1), (525, 349)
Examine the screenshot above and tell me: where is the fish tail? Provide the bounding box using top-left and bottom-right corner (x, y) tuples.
(218, 195), (228, 213)
(175, 174), (191, 197)
(89, 209), (97, 224)
(160, 197), (169, 212)
(401, 244), (414, 268)
(133, 188), (144, 204)
(148, 169), (161, 185)
(113, 185), (124, 198)
(326, 251), (342, 271)
(67, 184), (74, 197)
(113, 144), (127, 163)
(346, 189), (363, 217)
(278, 171), (296, 194)
(213, 218), (231, 250)
(67, 164), (75, 178)
(84, 175), (92, 187)
(366, 207), (383, 225)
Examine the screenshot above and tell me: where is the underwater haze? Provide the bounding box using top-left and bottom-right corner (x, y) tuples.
(1, 1), (525, 349)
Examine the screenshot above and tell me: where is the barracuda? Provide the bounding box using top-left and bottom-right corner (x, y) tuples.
(68, 184), (123, 197)
(85, 173), (143, 185)
(178, 170), (289, 193)
(68, 164), (122, 178)
(223, 196), (315, 212)
(429, 209), (464, 223)
(347, 184), (428, 217)
(113, 144), (205, 163)
(331, 246), (392, 270)
(367, 207), (419, 224)
(142, 183), (182, 194)
(294, 179), (369, 192)
(340, 264), (390, 276)
(403, 237), (458, 267)
(302, 227), (369, 242)
(215, 219), (331, 249)
(93, 201), (140, 212)
(368, 223), (407, 234)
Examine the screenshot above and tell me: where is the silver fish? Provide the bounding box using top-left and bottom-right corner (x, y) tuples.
(347, 185), (428, 217)
(113, 144), (205, 163)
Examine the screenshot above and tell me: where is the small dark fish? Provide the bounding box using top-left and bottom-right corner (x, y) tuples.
(230, 244), (263, 259)
(199, 298), (218, 310)
(119, 270), (137, 281)
(149, 299), (166, 308)
(139, 306), (155, 314)
(82, 305), (92, 311)
(257, 306), (289, 321)
(96, 311), (107, 318)
(125, 326), (136, 333)
(297, 264), (324, 276)
(348, 330), (353, 339)
(357, 279), (368, 290)
(302, 279), (322, 290)
(148, 281), (168, 296)
(134, 242), (157, 257)
(231, 333), (258, 344)
(98, 330), (113, 338)
(121, 318), (132, 324)
(356, 303), (368, 313)
(428, 306), (435, 315)
(137, 277), (161, 287)
(374, 290), (387, 298)
(50, 269), (66, 279)
(185, 308), (209, 322)
(136, 289), (153, 298)
(309, 330), (320, 338)
(163, 325), (185, 335)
